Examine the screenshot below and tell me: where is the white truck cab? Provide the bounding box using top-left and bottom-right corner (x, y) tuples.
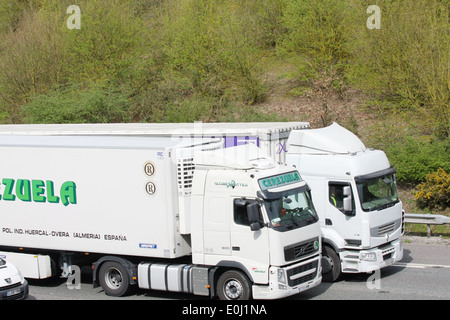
(286, 123), (404, 281)
(0, 257), (28, 300)
(190, 145), (322, 299)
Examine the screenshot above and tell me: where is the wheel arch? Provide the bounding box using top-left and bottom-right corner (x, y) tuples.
(321, 227), (346, 253)
(213, 261), (254, 283)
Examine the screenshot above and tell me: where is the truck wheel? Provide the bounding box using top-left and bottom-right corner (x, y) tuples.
(217, 270), (252, 300)
(99, 261), (131, 296)
(321, 245), (341, 282)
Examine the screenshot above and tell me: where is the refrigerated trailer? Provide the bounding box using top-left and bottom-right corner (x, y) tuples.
(0, 133), (322, 299)
(0, 122), (404, 282)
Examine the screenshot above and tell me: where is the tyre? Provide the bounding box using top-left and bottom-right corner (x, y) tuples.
(321, 245), (342, 282)
(99, 261), (132, 296)
(217, 270), (252, 300)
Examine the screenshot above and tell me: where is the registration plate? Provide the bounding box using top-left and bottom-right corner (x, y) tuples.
(6, 288), (21, 297)
(298, 284), (310, 292)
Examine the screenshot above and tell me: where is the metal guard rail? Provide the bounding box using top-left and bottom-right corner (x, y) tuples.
(404, 213), (450, 237)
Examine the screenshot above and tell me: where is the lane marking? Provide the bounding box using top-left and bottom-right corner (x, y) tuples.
(393, 262), (450, 269)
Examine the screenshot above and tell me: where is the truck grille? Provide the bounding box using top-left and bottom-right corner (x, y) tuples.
(370, 219), (402, 237)
(284, 238), (319, 262)
(286, 260), (319, 287)
(378, 222), (396, 236)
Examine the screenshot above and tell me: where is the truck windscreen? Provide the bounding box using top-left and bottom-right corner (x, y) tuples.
(356, 172), (399, 212)
(261, 189), (318, 232)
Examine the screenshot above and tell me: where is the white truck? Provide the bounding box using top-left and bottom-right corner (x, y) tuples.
(0, 131), (322, 299)
(0, 122), (404, 282)
(286, 123), (404, 281)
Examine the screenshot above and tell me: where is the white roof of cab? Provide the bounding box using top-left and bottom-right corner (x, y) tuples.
(287, 122), (366, 155)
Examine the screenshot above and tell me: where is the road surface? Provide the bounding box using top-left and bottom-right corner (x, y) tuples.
(25, 238), (450, 301)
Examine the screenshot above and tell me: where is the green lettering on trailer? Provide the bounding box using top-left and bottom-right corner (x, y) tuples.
(16, 179), (32, 202)
(2, 179), (16, 201)
(32, 180), (46, 203)
(61, 181), (77, 206)
(0, 178), (77, 206)
(46, 180), (60, 204)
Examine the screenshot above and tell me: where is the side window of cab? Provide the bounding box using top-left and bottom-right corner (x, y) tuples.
(329, 183), (344, 209)
(329, 182), (355, 216)
(234, 199), (250, 226)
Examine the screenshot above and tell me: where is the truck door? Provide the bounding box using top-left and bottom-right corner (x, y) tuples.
(230, 199), (270, 283)
(203, 196), (232, 256)
(327, 181), (362, 245)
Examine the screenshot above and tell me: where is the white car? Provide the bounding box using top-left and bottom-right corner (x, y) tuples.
(0, 257), (29, 300)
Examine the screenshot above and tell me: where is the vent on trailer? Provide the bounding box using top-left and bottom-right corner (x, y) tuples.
(176, 139), (224, 195)
(177, 157), (195, 195)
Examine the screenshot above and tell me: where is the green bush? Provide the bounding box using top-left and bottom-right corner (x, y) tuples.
(385, 136), (450, 184)
(350, 0), (449, 138)
(22, 83), (131, 123)
(278, 0), (357, 88)
(61, 0), (145, 83)
(0, 5), (66, 121)
(157, 0), (266, 104)
(414, 168), (450, 210)
(129, 80), (285, 123)
(0, 0), (40, 33)
(0, 0), (145, 123)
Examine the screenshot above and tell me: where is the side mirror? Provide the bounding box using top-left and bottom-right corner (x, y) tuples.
(247, 202), (262, 231)
(343, 186), (355, 216)
(235, 199), (247, 207)
(250, 222), (261, 231)
(343, 186), (351, 197)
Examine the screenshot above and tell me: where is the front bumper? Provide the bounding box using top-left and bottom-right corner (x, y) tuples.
(252, 255), (322, 300)
(341, 238), (403, 273)
(0, 279), (29, 300)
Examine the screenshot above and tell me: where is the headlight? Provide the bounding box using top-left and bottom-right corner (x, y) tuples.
(361, 252), (377, 262)
(277, 269), (286, 284)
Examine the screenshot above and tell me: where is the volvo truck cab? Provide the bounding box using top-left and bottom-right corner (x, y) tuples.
(190, 144), (322, 299)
